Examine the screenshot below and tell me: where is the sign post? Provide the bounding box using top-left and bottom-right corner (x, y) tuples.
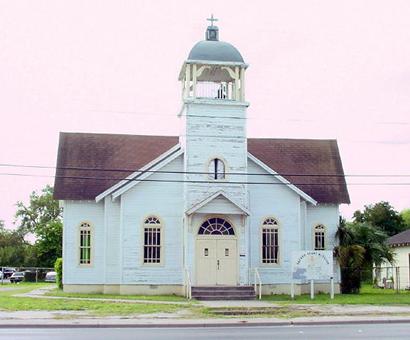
(330, 276), (334, 299)
(290, 281), (295, 299)
(291, 251), (334, 299)
(310, 279), (314, 299)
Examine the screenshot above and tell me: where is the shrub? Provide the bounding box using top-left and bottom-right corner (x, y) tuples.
(54, 258), (63, 289)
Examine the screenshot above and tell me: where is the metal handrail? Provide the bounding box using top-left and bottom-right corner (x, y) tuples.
(184, 268), (192, 300)
(254, 268), (262, 300)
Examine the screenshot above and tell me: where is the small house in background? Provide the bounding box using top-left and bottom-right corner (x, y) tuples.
(374, 229), (410, 290)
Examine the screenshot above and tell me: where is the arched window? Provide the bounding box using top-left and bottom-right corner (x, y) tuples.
(261, 218), (279, 264)
(314, 224), (325, 250)
(198, 218), (234, 235)
(79, 222), (92, 265)
(208, 158), (225, 180)
(143, 216), (162, 264)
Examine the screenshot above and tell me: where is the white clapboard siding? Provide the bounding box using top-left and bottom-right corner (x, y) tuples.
(247, 158), (302, 284)
(195, 196), (245, 215)
(182, 102), (249, 210)
(63, 200), (105, 284)
(306, 204), (339, 251)
(104, 197), (121, 283)
(120, 155), (184, 285)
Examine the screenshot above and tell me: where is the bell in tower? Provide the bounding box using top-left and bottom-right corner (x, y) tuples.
(178, 15), (248, 102)
(178, 16), (249, 213)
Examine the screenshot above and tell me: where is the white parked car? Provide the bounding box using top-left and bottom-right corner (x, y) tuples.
(45, 271), (57, 283)
(9, 271), (25, 283)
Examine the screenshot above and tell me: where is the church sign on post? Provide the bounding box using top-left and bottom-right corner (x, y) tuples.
(291, 251), (334, 299)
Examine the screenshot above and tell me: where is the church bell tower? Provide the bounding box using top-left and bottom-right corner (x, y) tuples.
(178, 16), (249, 210)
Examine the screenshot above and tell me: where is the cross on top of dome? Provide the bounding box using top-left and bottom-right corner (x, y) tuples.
(207, 14), (218, 27)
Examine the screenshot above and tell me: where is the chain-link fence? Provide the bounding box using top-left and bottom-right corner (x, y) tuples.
(0, 266), (54, 284)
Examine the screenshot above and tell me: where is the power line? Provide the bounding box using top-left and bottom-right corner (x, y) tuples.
(92, 109), (410, 125)
(1, 163), (410, 178)
(1, 172), (410, 186)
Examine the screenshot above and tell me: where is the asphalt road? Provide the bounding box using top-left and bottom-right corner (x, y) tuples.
(1, 323), (410, 340)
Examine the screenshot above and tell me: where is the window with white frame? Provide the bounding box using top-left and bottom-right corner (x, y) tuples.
(79, 222), (92, 265)
(261, 218), (279, 264)
(314, 224), (325, 250)
(208, 158), (225, 180)
(198, 217), (235, 235)
(143, 216), (162, 264)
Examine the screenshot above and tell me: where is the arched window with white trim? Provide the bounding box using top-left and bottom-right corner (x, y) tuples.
(198, 217), (235, 235)
(143, 216), (162, 264)
(261, 218), (279, 264)
(208, 158), (225, 180)
(79, 222), (92, 265)
(314, 224), (326, 250)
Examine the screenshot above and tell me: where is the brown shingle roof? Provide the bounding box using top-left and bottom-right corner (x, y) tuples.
(54, 133), (350, 204)
(248, 138), (350, 204)
(53, 133), (179, 200)
(387, 229), (410, 247)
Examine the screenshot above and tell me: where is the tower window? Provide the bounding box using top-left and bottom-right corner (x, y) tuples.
(209, 158), (225, 180)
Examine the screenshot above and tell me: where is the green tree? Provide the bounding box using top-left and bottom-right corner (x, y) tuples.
(335, 219), (394, 293)
(15, 186), (62, 267)
(0, 220), (37, 267)
(353, 201), (405, 237)
(401, 209), (410, 229)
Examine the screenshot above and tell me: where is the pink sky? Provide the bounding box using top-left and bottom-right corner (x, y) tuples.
(1, 0), (410, 228)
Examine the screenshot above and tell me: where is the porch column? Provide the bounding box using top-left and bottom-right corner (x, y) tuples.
(239, 214), (249, 285)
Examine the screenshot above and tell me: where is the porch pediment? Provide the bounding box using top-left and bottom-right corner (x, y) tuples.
(186, 190), (250, 216)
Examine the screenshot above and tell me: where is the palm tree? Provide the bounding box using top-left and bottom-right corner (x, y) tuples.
(335, 219), (394, 293)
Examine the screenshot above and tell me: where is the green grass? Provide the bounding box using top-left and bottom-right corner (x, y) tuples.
(0, 283), (194, 316)
(0, 296), (183, 316)
(0, 282), (53, 295)
(262, 284), (410, 305)
(3, 282), (410, 318)
(45, 288), (193, 303)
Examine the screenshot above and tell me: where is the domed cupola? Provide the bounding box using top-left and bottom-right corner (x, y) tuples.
(179, 15), (248, 102)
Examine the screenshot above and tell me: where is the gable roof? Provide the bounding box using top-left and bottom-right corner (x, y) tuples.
(54, 133), (350, 204)
(248, 153), (317, 205)
(248, 138), (350, 204)
(53, 133), (179, 200)
(186, 191), (250, 216)
(387, 229), (410, 247)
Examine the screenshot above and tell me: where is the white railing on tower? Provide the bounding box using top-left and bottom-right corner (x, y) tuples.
(195, 81), (235, 100)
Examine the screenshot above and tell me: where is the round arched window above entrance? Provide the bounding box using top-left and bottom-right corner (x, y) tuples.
(198, 218), (235, 235)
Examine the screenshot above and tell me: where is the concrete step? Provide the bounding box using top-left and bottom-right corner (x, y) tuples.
(195, 295), (256, 301)
(192, 291), (254, 296)
(191, 286), (256, 301)
(192, 286), (255, 292)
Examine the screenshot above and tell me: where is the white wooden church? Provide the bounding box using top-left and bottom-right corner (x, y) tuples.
(54, 19), (349, 298)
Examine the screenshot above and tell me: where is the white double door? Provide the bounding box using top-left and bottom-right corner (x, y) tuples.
(196, 238), (237, 286)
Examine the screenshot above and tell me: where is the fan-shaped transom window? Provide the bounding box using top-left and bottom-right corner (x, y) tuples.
(263, 218), (278, 226)
(144, 216), (161, 225)
(198, 218), (235, 235)
(209, 158), (225, 180)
